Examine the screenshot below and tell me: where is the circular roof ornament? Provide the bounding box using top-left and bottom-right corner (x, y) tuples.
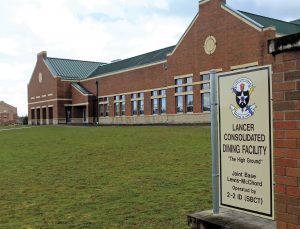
(204, 35), (217, 55)
(38, 72), (43, 83)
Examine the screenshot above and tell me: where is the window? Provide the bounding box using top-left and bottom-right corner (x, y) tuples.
(151, 89), (167, 115)
(121, 102), (125, 116)
(132, 100), (138, 115)
(131, 92), (144, 116)
(151, 90), (158, 97)
(160, 97), (166, 114)
(105, 104), (109, 116)
(175, 75), (193, 113)
(114, 95), (125, 116)
(99, 104), (104, 116)
(115, 103), (119, 116)
(152, 99), (159, 115)
(99, 97), (109, 117)
(139, 100), (144, 115)
(200, 74), (211, 112)
(176, 96), (183, 113)
(186, 77), (193, 92)
(175, 79), (183, 93)
(186, 94), (193, 112)
(160, 89), (166, 96)
(202, 93), (210, 112)
(201, 74), (210, 90)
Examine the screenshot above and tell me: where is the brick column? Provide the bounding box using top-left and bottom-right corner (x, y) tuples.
(273, 50), (300, 229)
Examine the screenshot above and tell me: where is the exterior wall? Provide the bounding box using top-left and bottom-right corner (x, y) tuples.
(272, 49), (300, 228)
(99, 113), (210, 125)
(28, 52), (73, 125)
(27, 0), (278, 126)
(0, 101), (18, 124)
(65, 0), (275, 125)
(167, 0), (275, 114)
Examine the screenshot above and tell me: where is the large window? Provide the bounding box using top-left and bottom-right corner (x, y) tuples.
(131, 92), (144, 116)
(160, 98), (166, 114)
(114, 95), (125, 116)
(176, 96), (183, 113)
(202, 93), (210, 112)
(152, 99), (159, 115)
(114, 102), (119, 116)
(186, 94), (193, 112)
(175, 75), (193, 113)
(151, 89), (167, 115)
(175, 79), (183, 93)
(99, 97), (109, 117)
(139, 93), (144, 115)
(132, 100), (138, 115)
(200, 74), (210, 112)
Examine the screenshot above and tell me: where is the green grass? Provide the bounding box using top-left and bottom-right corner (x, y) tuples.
(0, 125), (27, 130)
(0, 126), (212, 228)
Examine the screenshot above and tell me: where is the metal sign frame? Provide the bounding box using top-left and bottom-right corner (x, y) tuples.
(217, 65), (274, 219)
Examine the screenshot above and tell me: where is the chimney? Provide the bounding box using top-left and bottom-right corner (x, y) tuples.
(37, 51), (47, 60)
(199, 0), (226, 6)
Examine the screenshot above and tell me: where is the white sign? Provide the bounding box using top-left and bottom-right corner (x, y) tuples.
(218, 66), (274, 219)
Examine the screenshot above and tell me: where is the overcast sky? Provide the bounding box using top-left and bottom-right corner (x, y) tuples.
(0, 0), (299, 116)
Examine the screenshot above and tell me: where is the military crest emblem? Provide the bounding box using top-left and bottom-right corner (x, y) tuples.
(230, 78), (256, 119)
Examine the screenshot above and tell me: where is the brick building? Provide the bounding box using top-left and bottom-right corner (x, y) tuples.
(0, 101), (18, 125)
(27, 0), (300, 125)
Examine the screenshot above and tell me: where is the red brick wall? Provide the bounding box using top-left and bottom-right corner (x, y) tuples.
(28, 53), (58, 102)
(80, 63), (167, 96)
(28, 53), (58, 121)
(71, 86), (90, 105)
(167, 0), (275, 114)
(28, 0), (278, 123)
(273, 50), (300, 229)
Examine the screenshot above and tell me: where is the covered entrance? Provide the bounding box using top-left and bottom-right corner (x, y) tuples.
(72, 105), (88, 124)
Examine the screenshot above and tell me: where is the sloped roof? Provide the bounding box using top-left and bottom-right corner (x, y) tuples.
(41, 6), (300, 82)
(71, 82), (93, 96)
(291, 19), (300, 25)
(88, 46), (175, 78)
(44, 58), (106, 80)
(239, 11), (300, 35)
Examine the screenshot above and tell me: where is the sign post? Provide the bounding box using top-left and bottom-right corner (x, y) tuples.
(210, 70), (219, 214)
(218, 66), (274, 219)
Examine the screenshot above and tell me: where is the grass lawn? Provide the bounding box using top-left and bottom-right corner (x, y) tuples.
(0, 126), (212, 228)
(0, 125), (28, 130)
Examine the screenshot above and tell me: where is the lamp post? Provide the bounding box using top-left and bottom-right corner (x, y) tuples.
(96, 81), (99, 125)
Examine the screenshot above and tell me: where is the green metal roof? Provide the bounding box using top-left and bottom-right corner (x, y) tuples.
(239, 11), (300, 35)
(88, 46), (175, 78)
(291, 19), (300, 25)
(44, 58), (106, 80)
(42, 8), (300, 82)
(71, 82), (93, 95)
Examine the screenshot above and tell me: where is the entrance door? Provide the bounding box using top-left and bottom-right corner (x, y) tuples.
(48, 107), (53, 125)
(37, 109), (41, 125)
(65, 107), (72, 124)
(83, 107), (86, 123)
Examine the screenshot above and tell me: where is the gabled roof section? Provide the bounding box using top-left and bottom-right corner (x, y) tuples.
(168, 13), (199, 56)
(221, 4), (264, 31)
(239, 11), (300, 35)
(71, 82), (93, 96)
(88, 46), (175, 78)
(291, 19), (300, 25)
(44, 58), (106, 80)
